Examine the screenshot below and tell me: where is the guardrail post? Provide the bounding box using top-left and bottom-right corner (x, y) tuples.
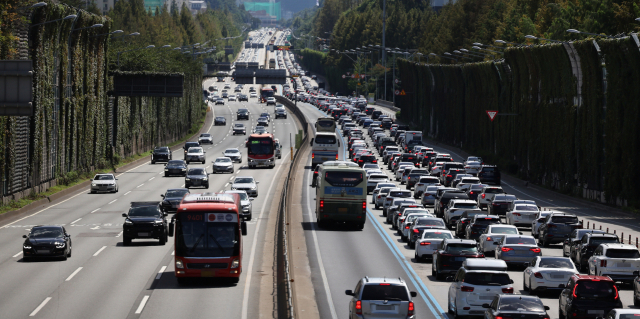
(586, 221), (589, 229)
(622, 232), (624, 243)
(599, 225), (602, 230)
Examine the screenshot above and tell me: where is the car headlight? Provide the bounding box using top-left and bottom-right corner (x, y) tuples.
(125, 219), (133, 225)
(164, 169), (168, 171)
(182, 168), (186, 171)
(231, 187), (237, 190)
(92, 183), (96, 187)
(175, 259), (184, 269)
(251, 186), (257, 190)
(185, 178), (190, 181)
(203, 177), (208, 181)
(55, 242), (66, 248)
(154, 220), (164, 224)
(23, 245), (31, 250)
(230, 258), (240, 269)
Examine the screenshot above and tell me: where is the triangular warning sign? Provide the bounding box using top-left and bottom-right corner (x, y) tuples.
(486, 110), (498, 121)
(400, 89), (406, 96)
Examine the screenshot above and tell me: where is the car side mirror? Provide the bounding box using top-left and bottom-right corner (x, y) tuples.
(161, 194), (165, 198)
(122, 213), (128, 218)
(163, 212), (168, 217)
(510, 279), (514, 284)
(256, 181), (260, 184)
(482, 303), (490, 308)
(241, 221), (247, 236)
(345, 290), (354, 296)
(544, 306), (550, 310)
(23, 234), (27, 238)
(410, 291), (417, 297)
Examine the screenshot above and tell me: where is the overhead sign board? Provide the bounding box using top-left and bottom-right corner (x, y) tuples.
(276, 45), (291, 50)
(113, 73), (183, 97)
(0, 60), (33, 116)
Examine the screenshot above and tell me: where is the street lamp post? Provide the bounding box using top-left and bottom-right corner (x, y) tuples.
(524, 35), (566, 43)
(456, 49), (485, 59)
(471, 46), (504, 56)
(566, 29), (616, 39)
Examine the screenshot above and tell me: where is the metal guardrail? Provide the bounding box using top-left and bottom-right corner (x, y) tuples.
(275, 95), (308, 319)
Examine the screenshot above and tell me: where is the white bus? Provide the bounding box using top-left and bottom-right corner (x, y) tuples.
(313, 161), (367, 229)
(310, 132), (340, 166)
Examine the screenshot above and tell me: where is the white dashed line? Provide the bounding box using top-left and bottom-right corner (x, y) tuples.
(224, 183), (229, 187)
(148, 177), (155, 181)
(70, 218), (81, 224)
(65, 267), (83, 281)
(116, 231), (123, 237)
(155, 266), (167, 280)
(137, 184), (144, 188)
(124, 191), (131, 196)
(229, 176), (234, 180)
(108, 199), (117, 204)
(29, 297), (52, 317)
(90, 226), (101, 230)
(13, 251), (22, 258)
(181, 184), (185, 187)
(135, 296), (150, 314)
(171, 251), (175, 255)
(93, 246), (107, 257)
(91, 208), (100, 213)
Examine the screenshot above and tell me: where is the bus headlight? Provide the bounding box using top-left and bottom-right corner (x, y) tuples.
(230, 258), (240, 268)
(176, 259), (184, 269)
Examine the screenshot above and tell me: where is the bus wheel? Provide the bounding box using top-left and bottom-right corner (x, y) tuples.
(177, 277), (188, 286)
(159, 235), (166, 245)
(356, 223), (365, 230)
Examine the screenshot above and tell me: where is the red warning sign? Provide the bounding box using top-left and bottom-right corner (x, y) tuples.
(486, 110), (498, 122)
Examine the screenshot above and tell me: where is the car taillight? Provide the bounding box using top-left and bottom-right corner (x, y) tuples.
(481, 194), (486, 199)
(486, 237), (492, 241)
(512, 213), (521, 216)
(446, 174), (452, 178)
(413, 229), (419, 233)
(420, 242), (431, 245)
(530, 248), (541, 253)
(572, 284), (578, 298)
(373, 160), (377, 163)
(502, 287), (514, 293)
(614, 285), (619, 299)
(355, 300), (362, 315)
(312, 153), (315, 159)
(533, 272), (543, 279)
(601, 260), (607, 267)
(319, 200), (324, 213)
(398, 212), (402, 216)
(408, 301), (414, 316)
(405, 226), (410, 229)
(377, 195), (382, 199)
(461, 286), (474, 292)
(501, 247), (513, 252)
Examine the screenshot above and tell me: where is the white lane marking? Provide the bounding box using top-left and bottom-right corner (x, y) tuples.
(137, 184), (144, 188)
(305, 167), (338, 319)
(240, 155), (288, 319)
(205, 165), (210, 169)
(148, 177), (155, 181)
(224, 183), (229, 187)
(65, 267), (83, 281)
(13, 251), (23, 258)
(29, 297), (52, 316)
(135, 295), (150, 314)
(155, 266), (167, 280)
(91, 208), (100, 213)
(229, 176), (234, 180)
(124, 191), (131, 196)
(108, 199), (117, 204)
(181, 184), (185, 187)
(70, 218), (82, 224)
(116, 231), (123, 237)
(0, 190), (85, 229)
(93, 246), (107, 257)
(158, 171), (163, 175)
(171, 251), (175, 256)
(90, 226), (100, 230)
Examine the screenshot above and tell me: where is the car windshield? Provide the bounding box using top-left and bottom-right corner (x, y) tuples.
(589, 237), (620, 246)
(235, 124), (244, 128)
(30, 227), (64, 238)
(216, 158), (231, 163)
(485, 188), (504, 194)
(415, 219), (445, 227)
(129, 206), (161, 217)
(491, 227), (518, 234)
(497, 297), (545, 311)
(360, 285), (409, 301)
(155, 147), (169, 152)
(94, 175), (114, 180)
(504, 237), (537, 245)
(463, 272), (511, 286)
(605, 249), (640, 258)
(188, 169), (205, 175)
(551, 216), (579, 224)
(515, 205), (539, 211)
(538, 258), (575, 269)
(200, 134), (210, 137)
(390, 191), (411, 197)
(235, 178), (254, 184)
(228, 192), (248, 200)
(454, 203), (478, 209)
(165, 190), (188, 198)
(446, 243), (478, 253)
(473, 218), (498, 226)
(422, 231), (453, 239)
(225, 149), (239, 154)
(188, 148), (203, 153)
(575, 281), (615, 299)
(167, 160), (184, 166)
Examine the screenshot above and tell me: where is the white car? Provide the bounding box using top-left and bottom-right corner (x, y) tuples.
(185, 147), (205, 164)
(371, 183), (395, 204)
(415, 229), (454, 261)
(90, 173), (118, 193)
(399, 211), (432, 241)
(531, 211), (553, 238)
(362, 163), (381, 171)
(374, 187), (399, 209)
(455, 177), (481, 191)
(588, 243), (640, 281)
(464, 156), (483, 165)
(443, 199), (480, 228)
(228, 95), (237, 101)
(211, 157), (234, 173)
(413, 176), (440, 199)
(198, 133), (213, 144)
(366, 174), (389, 194)
(447, 267), (514, 317)
(523, 256), (578, 295)
(231, 176), (259, 197)
(395, 165), (412, 181)
(506, 204), (540, 226)
(266, 97), (276, 105)
(478, 224), (520, 256)
(250, 92), (257, 98)
(464, 161), (482, 175)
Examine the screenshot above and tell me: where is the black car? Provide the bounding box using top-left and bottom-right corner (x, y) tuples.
(356, 155), (377, 166)
(487, 194), (518, 216)
(573, 233), (620, 271)
(183, 141), (199, 158)
(257, 117), (269, 127)
(164, 160), (187, 177)
(483, 295), (549, 319)
(238, 94), (248, 101)
(538, 213), (583, 247)
(214, 116), (226, 125)
(478, 165), (501, 185)
(559, 275), (622, 319)
(234, 87), (241, 92)
(160, 188), (190, 213)
(466, 215), (501, 240)
(122, 202), (168, 245)
(371, 110), (383, 119)
(237, 108), (249, 120)
(185, 167), (209, 188)
(260, 112), (271, 121)
(22, 225), (72, 261)
(432, 239), (484, 280)
(151, 146), (171, 164)
(222, 92), (229, 98)
(233, 124), (246, 135)
(434, 190), (469, 218)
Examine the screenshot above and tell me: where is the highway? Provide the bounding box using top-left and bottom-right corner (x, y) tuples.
(0, 28), (295, 319)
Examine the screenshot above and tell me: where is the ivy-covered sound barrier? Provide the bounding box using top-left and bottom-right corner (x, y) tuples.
(397, 37), (640, 207)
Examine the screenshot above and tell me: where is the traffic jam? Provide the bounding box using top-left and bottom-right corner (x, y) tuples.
(288, 88), (640, 319)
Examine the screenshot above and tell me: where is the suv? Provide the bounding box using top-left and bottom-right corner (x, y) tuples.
(434, 190), (469, 218)
(406, 168), (429, 190)
(183, 141), (200, 158)
(573, 233), (620, 271)
(559, 275), (622, 319)
(538, 213), (583, 247)
(151, 146), (171, 164)
(122, 202), (168, 245)
(587, 244), (640, 282)
(237, 108), (249, 120)
(275, 107), (288, 119)
(448, 264), (514, 317)
(487, 194), (518, 216)
(238, 94), (248, 101)
(477, 186), (505, 210)
(478, 165), (501, 185)
(432, 239), (484, 280)
(345, 277), (417, 319)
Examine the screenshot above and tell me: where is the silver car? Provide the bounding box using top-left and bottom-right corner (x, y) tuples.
(185, 147), (205, 164)
(223, 148), (242, 163)
(212, 157), (234, 173)
(494, 235), (542, 266)
(231, 176), (259, 197)
(224, 190), (254, 220)
(90, 173), (118, 193)
(198, 133), (213, 144)
(345, 277), (417, 319)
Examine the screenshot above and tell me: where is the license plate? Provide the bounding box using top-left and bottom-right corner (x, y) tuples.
(172, 203), (178, 208)
(201, 270), (214, 277)
(138, 232), (149, 237)
(36, 250), (50, 254)
(376, 305), (394, 311)
(552, 274), (565, 279)
(453, 257), (466, 261)
(322, 157), (328, 161)
(514, 251), (529, 255)
(338, 208), (348, 213)
(479, 295), (494, 300)
(618, 263), (631, 267)
(588, 310), (604, 315)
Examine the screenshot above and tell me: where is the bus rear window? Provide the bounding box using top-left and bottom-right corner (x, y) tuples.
(325, 172), (363, 187)
(316, 120), (334, 128)
(315, 135), (337, 144)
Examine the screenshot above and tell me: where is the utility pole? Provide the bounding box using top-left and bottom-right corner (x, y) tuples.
(382, 0), (387, 101)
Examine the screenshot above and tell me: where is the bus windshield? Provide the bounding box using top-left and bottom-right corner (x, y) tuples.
(315, 135), (337, 144)
(248, 138), (274, 155)
(325, 171), (363, 187)
(176, 219), (240, 258)
(260, 89), (274, 98)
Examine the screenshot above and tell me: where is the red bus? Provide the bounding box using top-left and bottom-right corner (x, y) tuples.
(169, 193), (247, 284)
(260, 87), (274, 102)
(246, 133), (276, 168)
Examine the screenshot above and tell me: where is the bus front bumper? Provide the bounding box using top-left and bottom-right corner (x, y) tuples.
(175, 257), (241, 278)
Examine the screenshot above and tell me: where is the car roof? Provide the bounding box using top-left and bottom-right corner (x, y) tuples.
(584, 233), (617, 238)
(166, 188), (188, 192)
(361, 277), (406, 285)
(444, 238), (476, 244)
(572, 274), (614, 282)
(600, 243), (636, 249)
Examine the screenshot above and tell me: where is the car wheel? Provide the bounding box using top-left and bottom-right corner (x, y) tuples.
(205, 183), (209, 189)
(375, 203), (379, 209)
(151, 160), (155, 164)
(67, 248), (72, 258)
(159, 234), (166, 245)
(523, 276), (529, 291)
(176, 277), (188, 286)
(123, 236), (131, 246)
(90, 190), (95, 194)
(202, 160), (205, 164)
(542, 238), (549, 248)
(559, 304), (566, 319)
(563, 245), (568, 257)
(61, 254), (68, 261)
(164, 173), (168, 177)
(634, 290), (640, 307)
(448, 299), (454, 315)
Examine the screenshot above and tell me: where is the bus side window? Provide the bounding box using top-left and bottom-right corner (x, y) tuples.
(310, 138), (314, 147)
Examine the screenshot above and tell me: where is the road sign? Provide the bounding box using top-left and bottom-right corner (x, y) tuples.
(394, 78), (400, 84)
(342, 74), (345, 79)
(399, 89), (406, 96)
(292, 75), (299, 78)
(351, 75), (355, 79)
(394, 90), (400, 95)
(360, 74), (365, 79)
(486, 110), (498, 121)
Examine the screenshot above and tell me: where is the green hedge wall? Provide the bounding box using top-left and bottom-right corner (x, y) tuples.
(397, 37), (640, 207)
